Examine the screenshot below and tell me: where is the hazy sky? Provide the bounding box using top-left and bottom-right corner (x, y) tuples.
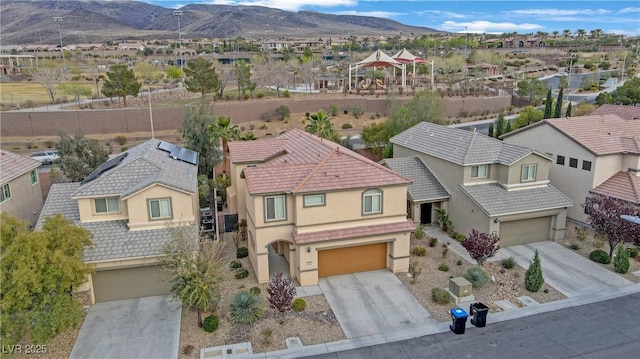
(139, 0), (640, 36)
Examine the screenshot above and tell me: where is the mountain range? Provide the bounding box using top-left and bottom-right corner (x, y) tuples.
(0, 0), (440, 45)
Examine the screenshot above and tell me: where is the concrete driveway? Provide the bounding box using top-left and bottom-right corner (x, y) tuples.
(319, 270), (435, 338)
(493, 241), (633, 297)
(70, 295), (181, 359)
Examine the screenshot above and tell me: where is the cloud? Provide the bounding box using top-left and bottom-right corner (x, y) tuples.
(441, 20), (542, 33)
(508, 8), (611, 17)
(415, 10), (465, 19)
(617, 7), (640, 14)
(198, 0), (357, 11)
(333, 10), (405, 18)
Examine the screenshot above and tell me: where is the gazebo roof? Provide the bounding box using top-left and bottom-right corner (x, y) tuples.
(392, 48), (425, 64)
(356, 50), (402, 68)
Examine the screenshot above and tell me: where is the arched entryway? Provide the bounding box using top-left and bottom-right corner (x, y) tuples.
(266, 240), (294, 280)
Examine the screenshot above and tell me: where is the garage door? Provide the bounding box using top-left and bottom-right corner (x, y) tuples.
(499, 216), (551, 246)
(92, 265), (171, 302)
(318, 242), (387, 278)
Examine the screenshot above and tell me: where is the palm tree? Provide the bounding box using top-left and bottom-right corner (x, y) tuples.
(209, 116), (239, 177)
(305, 110), (339, 142)
(563, 29), (572, 38)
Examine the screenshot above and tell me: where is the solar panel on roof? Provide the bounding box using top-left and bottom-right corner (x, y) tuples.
(81, 152), (129, 184)
(157, 141), (199, 165)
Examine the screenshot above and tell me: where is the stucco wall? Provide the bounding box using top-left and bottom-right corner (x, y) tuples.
(125, 185), (196, 229)
(0, 170), (43, 227)
(77, 197), (129, 222)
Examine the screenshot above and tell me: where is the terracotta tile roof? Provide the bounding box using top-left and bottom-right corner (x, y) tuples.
(592, 104), (640, 121)
(293, 219), (416, 244)
(0, 150), (41, 184)
(235, 129), (411, 195)
(591, 171), (640, 204)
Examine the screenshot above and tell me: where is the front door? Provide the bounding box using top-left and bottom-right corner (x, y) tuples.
(420, 203), (432, 224)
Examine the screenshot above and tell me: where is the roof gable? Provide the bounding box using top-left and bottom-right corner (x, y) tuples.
(0, 150), (41, 184)
(592, 104), (640, 121)
(382, 157), (450, 201)
(591, 171), (640, 204)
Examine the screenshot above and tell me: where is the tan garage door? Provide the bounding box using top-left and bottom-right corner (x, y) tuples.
(93, 265), (171, 302)
(318, 242), (387, 278)
(499, 216), (551, 246)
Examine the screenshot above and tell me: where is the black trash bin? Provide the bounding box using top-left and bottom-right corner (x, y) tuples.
(470, 302), (489, 328)
(450, 308), (468, 334)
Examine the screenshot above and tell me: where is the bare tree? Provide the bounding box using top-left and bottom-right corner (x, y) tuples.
(25, 60), (65, 103)
(253, 54), (289, 97)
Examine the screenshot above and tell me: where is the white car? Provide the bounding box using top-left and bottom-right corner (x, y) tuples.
(29, 150), (60, 165)
(554, 72), (568, 77)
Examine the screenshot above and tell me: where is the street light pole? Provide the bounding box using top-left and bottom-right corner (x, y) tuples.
(173, 10), (184, 69)
(464, 26), (468, 58)
(53, 17), (67, 77)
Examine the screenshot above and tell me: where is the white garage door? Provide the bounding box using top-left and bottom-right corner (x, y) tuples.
(499, 216), (551, 246)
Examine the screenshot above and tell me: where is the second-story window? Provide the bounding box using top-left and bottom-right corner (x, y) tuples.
(95, 197), (120, 213)
(304, 194), (325, 207)
(521, 164), (537, 182)
(265, 195), (286, 221)
(149, 198), (172, 219)
(30, 170), (38, 185)
(363, 189), (382, 214)
(471, 164), (488, 178)
(0, 183), (11, 203)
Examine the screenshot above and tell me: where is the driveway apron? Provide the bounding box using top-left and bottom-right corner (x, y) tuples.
(319, 270), (435, 338)
(495, 241), (633, 297)
(69, 295), (181, 359)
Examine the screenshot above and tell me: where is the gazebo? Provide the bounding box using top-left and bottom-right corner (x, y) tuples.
(392, 48), (425, 86)
(348, 50), (406, 91)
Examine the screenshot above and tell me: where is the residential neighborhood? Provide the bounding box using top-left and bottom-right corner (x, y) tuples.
(1, 1), (640, 359)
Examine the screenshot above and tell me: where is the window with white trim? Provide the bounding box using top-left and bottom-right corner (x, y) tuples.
(149, 198), (172, 219)
(30, 170), (38, 185)
(265, 195), (286, 221)
(521, 164), (536, 182)
(304, 194), (325, 207)
(95, 197), (120, 213)
(363, 189), (382, 214)
(471, 164), (488, 178)
(0, 184), (10, 203)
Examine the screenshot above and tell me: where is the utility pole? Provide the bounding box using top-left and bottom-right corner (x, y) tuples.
(53, 17), (67, 78)
(173, 10), (184, 69)
(464, 26), (468, 58)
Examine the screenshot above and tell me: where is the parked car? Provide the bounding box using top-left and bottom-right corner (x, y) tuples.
(29, 150), (59, 165)
(554, 72), (568, 77)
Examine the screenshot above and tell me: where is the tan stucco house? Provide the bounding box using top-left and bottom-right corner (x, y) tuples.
(36, 139), (198, 304)
(501, 111), (640, 223)
(0, 150), (43, 227)
(390, 122), (573, 246)
(227, 129), (415, 286)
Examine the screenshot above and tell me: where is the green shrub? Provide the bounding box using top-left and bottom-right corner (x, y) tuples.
(249, 286), (261, 296)
(291, 298), (306, 312)
(628, 247), (639, 258)
(454, 233), (466, 242)
(463, 267), (488, 287)
(501, 257), (516, 269)
(235, 268), (249, 279)
(341, 123), (353, 129)
(352, 105), (363, 119)
(593, 233), (606, 248)
(456, 260), (462, 266)
(575, 227), (587, 241)
(569, 242), (580, 250)
(328, 105), (339, 116)
(412, 246), (427, 257)
(429, 237), (438, 247)
(261, 328), (272, 345)
(237, 247), (248, 258)
(431, 288), (450, 304)
(275, 105), (290, 120)
(121, 146), (129, 152)
(282, 90), (291, 98)
(343, 110), (348, 115)
(229, 290), (263, 324)
(257, 93), (265, 99)
(614, 245), (630, 274)
(414, 225), (426, 239)
(230, 260), (242, 269)
(45, 140), (54, 148)
(438, 263), (449, 272)
(525, 250), (544, 292)
(114, 135), (127, 145)
(589, 249), (611, 264)
(202, 315), (219, 332)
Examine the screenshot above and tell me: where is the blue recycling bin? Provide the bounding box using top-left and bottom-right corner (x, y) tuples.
(450, 308), (468, 334)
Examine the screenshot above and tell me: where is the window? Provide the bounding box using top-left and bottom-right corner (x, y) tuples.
(149, 198), (172, 219)
(304, 194), (325, 207)
(556, 155), (565, 165)
(582, 161), (592, 171)
(569, 158), (578, 168)
(30, 170), (38, 185)
(363, 189), (382, 214)
(521, 164), (536, 182)
(95, 197), (120, 213)
(471, 165), (488, 178)
(0, 184), (10, 203)
(265, 195), (286, 221)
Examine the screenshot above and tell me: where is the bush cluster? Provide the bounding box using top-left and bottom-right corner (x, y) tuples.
(431, 288), (450, 304)
(501, 257), (516, 269)
(235, 268), (249, 279)
(229, 290), (263, 324)
(463, 267), (488, 287)
(249, 286), (261, 296)
(589, 249), (611, 264)
(411, 246), (427, 257)
(627, 247), (639, 259)
(429, 237), (438, 247)
(202, 315), (219, 332)
(291, 298), (307, 312)
(236, 247), (249, 258)
(438, 263), (449, 272)
(229, 260), (242, 269)
(614, 246), (630, 274)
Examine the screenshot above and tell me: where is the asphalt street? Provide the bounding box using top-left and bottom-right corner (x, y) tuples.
(304, 292), (640, 359)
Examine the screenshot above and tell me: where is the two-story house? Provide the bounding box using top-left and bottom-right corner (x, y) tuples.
(0, 150), (43, 227)
(502, 111), (640, 223)
(227, 129), (415, 286)
(36, 139), (198, 304)
(390, 122), (573, 246)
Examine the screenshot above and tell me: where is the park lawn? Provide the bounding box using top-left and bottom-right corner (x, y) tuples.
(1, 81), (98, 106)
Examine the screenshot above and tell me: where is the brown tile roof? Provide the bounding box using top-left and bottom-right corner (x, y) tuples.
(592, 104), (640, 121)
(0, 150), (41, 184)
(591, 171), (640, 204)
(293, 219), (416, 244)
(236, 129), (411, 195)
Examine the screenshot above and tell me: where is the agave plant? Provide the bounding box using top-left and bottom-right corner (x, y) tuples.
(229, 290), (263, 324)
